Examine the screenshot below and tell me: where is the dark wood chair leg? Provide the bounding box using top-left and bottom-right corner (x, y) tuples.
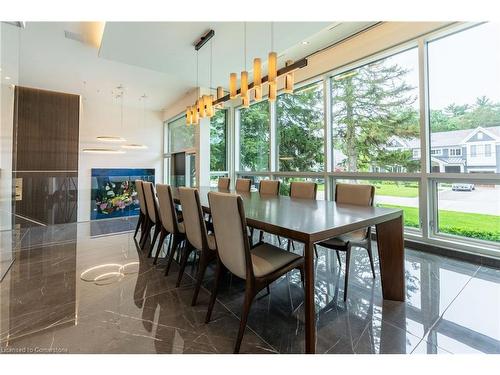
(205, 258), (224, 323)
(134, 214), (143, 238)
(344, 246), (352, 302)
(153, 230), (168, 265)
(140, 220), (152, 248)
(148, 225), (160, 257)
(165, 235), (181, 276)
(176, 242), (194, 287)
(336, 250), (342, 266)
(249, 227), (254, 247)
(234, 286), (256, 354)
(191, 250), (213, 306)
(313, 244), (319, 258)
(287, 240), (292, 252)
(259, 230), (264, 242)
(366, 241), (376, 278)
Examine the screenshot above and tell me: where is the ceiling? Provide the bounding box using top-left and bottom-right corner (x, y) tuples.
(17, 21), (377, 111)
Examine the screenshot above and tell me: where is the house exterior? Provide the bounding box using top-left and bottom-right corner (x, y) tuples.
(389, 125), (500, 173)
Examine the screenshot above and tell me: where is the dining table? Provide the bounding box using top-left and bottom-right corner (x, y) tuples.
(171, 186), (405, 354)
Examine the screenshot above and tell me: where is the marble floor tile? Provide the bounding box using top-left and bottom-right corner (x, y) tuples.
(0, 218), (499, 354)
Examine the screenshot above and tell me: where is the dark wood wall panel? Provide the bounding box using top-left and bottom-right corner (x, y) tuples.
(12, 86), (80, 225)
(13, 86), (80, 171)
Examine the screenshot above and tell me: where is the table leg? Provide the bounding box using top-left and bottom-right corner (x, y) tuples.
(375, 215), (405, 301)
(304, 241), (316, 353)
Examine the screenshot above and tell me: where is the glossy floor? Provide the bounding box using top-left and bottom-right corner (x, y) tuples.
(0, 218), (499, 354)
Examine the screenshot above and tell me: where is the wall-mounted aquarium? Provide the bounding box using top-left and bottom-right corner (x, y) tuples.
(90, 168), (155, 220)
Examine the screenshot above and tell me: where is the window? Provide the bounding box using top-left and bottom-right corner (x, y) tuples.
(169, 115), (195, 154)
(330, 47), (420, 173)
(431, 149), (442, 156)
(413, 149), (421, 159)
(435, 182), (499, 243)
(277, 81), (324, 172)
(449, 148), (462, 156)
(210, 109), (227, 172)
(470, 145), (477, 157)
(485, 144), (492, 157)
(428, 23), (500, 174)
(239, 101), (270, 171)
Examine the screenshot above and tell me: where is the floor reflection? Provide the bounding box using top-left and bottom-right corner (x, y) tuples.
(0, 217), (499, 354)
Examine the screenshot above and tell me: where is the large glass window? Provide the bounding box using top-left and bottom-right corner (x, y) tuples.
(239, 101), (270, 171)
(277, 82), (324, 172)
(330, 48), (420, 173)
(435, 181), (500, 242)
(210, 109), (227, 172)
(428, 23), (500, 174)
(169, 115), (195, 154)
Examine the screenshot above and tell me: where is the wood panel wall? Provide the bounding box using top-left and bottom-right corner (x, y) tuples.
(12, 86), (80, 225)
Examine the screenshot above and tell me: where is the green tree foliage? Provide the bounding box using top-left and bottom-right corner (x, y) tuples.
(239, 101), (270, 171)
(331, 60), (419, 172)
(430, 96), (500, 132)
(277, 84), (324, 171)
(210, 110), (227, 171)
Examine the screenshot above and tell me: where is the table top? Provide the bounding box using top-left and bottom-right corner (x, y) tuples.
(171, 186), (403, 243)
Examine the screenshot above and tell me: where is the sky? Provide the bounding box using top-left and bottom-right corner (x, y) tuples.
(388, 22), (500, 110)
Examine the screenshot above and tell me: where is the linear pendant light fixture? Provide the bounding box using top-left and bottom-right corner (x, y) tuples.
(241, 23), (249, 108)
(122, 94), (148, 150)
(97, 86), (126, 143)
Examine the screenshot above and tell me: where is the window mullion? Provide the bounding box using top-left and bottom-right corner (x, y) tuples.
(269, 100), (277, 172)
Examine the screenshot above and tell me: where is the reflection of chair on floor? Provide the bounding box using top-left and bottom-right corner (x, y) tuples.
(317, 183), (376, 301)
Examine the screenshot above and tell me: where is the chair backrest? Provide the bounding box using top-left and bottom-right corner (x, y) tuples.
(208, 192), (252, 280)
(142, 181), (159, 223)
(179, 187), (208, 250)
(156, 184), (181, 233)
(335, 183), (375, 206)
(135, 180), (147, 215)
(235, 178), (251, 192)
(217, 177), (230, 190)
(290, 181), (317, 200)
(258, 180), (280, 196)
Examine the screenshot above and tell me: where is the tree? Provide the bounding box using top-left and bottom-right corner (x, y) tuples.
(239, 101), (270, 171)
(331, 61), (419, 172)
(210, 110), (227, 171)
(277, 84), (324, 171)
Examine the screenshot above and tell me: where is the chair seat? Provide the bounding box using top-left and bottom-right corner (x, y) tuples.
(318, 228), (368, 249)
(207, 234), (217, 251)
(251, 243), (302, 278)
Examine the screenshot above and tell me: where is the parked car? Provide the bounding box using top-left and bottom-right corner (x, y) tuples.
(452, 183), (475, 191)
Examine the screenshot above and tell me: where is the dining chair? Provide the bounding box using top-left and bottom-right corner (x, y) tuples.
(134, 180), (147, 240)
(217, 177), (230, 190)
(317, 183), (376, 301)
(251, 180), (281, 245)
(235, 178), (251, 192)
(290, 181), (317, 200)
(177, 187), (217, 304)
(205, 192), (304, 353)
(154, 184), (186, 270)
(142, 182), (161, 255)
(287, 181), (318, 253)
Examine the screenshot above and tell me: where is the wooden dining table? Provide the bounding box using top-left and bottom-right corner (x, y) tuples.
(171, 186), (405, 354)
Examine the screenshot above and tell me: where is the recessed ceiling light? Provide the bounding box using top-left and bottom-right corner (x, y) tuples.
(301, 41), (310, 45)
(5, 76), (11, 80)
(121, 144), (148, 150)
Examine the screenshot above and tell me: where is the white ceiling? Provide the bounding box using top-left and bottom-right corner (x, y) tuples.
(17, 21), (376, 111)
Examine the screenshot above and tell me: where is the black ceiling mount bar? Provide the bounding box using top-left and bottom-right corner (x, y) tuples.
(212, 57), (308, 106)
(194, 29), (215, 51)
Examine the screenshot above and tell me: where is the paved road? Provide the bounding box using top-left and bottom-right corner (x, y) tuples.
(376, 187), (500, 216)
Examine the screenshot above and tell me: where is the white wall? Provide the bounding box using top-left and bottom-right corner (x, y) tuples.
(78, 95), (163, 221)
(0, 23), (20, 231)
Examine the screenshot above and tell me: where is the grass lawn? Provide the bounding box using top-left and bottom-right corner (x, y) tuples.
(374, 183), (419, 198)
(379, 204), (500, 242)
